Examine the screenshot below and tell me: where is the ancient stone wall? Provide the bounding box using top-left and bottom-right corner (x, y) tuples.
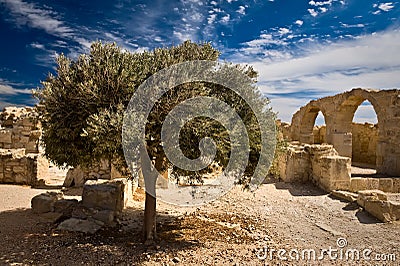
(276, 143), (351, 191)
(309, 122), (378, 166)
(0, 107), (48, 185)
(63, 159), (113, 187)
(289, 88), (400, 176)
(351, 123), (378, 166)
(0, 107), (41, 152)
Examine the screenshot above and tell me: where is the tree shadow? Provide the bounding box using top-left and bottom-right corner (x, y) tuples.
(355, 209), (382, 224)
(0, 206), (201, 265)
(266, 177), (327, 197)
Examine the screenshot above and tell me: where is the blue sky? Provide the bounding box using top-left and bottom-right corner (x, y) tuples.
(0, 0), (399, 123)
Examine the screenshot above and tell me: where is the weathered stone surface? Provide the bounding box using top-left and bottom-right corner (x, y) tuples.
(31, 192), (62, 213)
(350, 178), (368, 192)
(54, 199), (79, 217)
(38, 212), (64, 223)
(357, 190), (388, 208)
(330, 190), (358, 202)
(364, 200), (392, 222)
(289, 88), (400, 176)
(82, 179), (126, 212)
(92, 210), (115, 225)
(57, 218), (102, 234)
(71, 204), (96, 220)
(389, 201), (400, 220)
(63, 167), (85, 187)
(379, 178), (394, 192)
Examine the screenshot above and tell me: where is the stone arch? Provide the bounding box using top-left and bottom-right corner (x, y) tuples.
(330, 89), (383, 160)
(289, 88), (400, 176)
(290, 101), (329, 144)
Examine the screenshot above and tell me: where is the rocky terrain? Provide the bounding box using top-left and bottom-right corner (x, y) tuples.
(0, 178), (399, 265)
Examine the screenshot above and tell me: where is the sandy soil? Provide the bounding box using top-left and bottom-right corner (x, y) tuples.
(0, 179), (399, 265)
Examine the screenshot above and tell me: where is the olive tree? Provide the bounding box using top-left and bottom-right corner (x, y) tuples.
(34, 41), (276, 242)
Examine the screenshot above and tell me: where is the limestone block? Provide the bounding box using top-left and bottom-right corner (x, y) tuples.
(350, 178), (368, 192)
(393, 178), (400, 193)
(92, 210), (115, 225)
(330, 190), (358, 202)
(364, 200), (392, 222)
(71, 204), (96, 220)
(31, 192), (62, 213)
(357, 190), (388, 208)
(57, 218), (102, 234)
(378, 178), (394, 192)
(54, 199), (79, 217)
(63, 166), (85, 187)
(82, 179), (126, 212)
(0, 130), (12, 143)
(389, 201), (400, 221)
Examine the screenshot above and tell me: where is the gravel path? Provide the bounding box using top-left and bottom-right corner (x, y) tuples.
(0, 180), (399, 265)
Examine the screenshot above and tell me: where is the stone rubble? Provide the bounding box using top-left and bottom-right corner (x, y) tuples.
(31, 178), (129, 234)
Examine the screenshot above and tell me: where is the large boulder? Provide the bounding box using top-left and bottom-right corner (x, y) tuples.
(31, 192), (62, 213)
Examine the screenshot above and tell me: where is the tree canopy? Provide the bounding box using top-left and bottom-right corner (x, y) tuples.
(35, 40), (275, 186)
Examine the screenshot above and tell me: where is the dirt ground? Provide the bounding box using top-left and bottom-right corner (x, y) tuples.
(0, 179), (399, 266)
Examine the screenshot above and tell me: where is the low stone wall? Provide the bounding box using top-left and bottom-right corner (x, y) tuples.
(63, 159), (112, 187)
(0, 149), (49, 185)
(351, 123), (378, 165)
(0, 107), (49, 186)
(0, 107), (41, 153)
(277, 143), (351, 191)
(349, 177), (400, 193)
(31, 179), (130, 233)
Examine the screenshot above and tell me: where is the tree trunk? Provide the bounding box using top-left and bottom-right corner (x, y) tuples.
(143, 191), (157, 242)
(142, 152), (165, 243)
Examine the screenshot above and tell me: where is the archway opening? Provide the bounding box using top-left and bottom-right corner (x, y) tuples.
(351, 100), (378, 170)
(313, 111), (326, 144)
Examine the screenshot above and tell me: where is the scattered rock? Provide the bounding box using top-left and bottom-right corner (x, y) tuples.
(31, 192), (62, 213)
(357, 190), (387, 208)
(54, 199), (79, 217)
(57, 218), (102, 234)
(330, 190), (358, 202)
(82, 179), (126, 212)
(92, 210), (115, 225)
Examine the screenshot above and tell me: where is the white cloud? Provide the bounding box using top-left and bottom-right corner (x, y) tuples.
(0, 79), (31, 95)
(1, 0), (73, 37)
(340, 22), (364, 28)
(29, 42), (45, 50)
(228, 30), (400, 122)
(242, 33), (286, 50)
(221, 14), (230, 23)
(278, 27), (290, 35)
(210, 1), (217, 5)
(237, 6), (246, 15)
(309, 0), (333, 6)
(295, 20), (304, 26)
(207, 14), (217, 24)
(308, 9), (318, 17)
(319, 7), (328, 13)
(378, 2), (395, 11)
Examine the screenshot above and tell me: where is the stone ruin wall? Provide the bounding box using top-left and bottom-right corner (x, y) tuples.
(0, 107), (48, 185)
(310, 122), (378, 166)
(63, 159), (124, 187)
(276, 88), (400, 193)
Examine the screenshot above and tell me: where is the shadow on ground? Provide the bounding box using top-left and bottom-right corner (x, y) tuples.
(264, 177), (327, 197)
(0, 207), (201, 265)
